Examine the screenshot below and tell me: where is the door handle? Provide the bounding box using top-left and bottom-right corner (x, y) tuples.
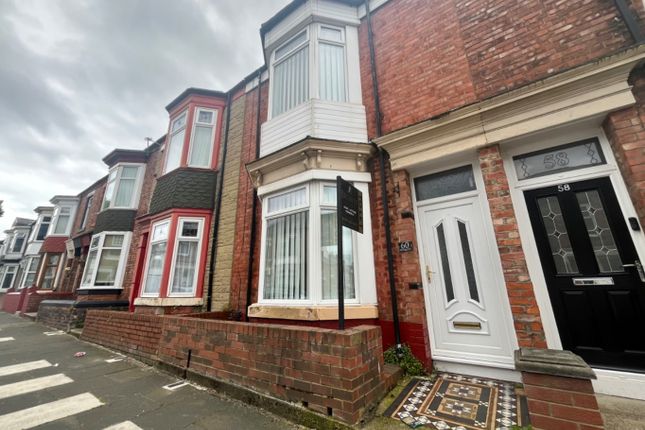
(623, 260), (645, 283)
(426, 265), (435, 283)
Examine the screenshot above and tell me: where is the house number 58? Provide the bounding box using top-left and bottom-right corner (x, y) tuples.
(557, 184), (571, 192)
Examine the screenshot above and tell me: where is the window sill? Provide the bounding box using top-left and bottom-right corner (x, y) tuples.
(247, 304), (378, 321)
(76, 288), (122, 295)
(134, 297), (203, 307)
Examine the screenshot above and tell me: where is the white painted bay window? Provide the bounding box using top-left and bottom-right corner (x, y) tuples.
(165, 111), (187, 173)
(260, 181), (367, 305)
(188, 109), (217, 168)
(102, 164), (144, 210)
(142, 220), (170, 296)
(52, 207), (72, 235)
(80, 232), (131, 288)
(1, 265), (17, 290)
(169, 218), (204, 296)
(21, 256), (40, 288)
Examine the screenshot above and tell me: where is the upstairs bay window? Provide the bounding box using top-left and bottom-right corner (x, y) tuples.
(51, 205), (75, 236)
(80, 232), (131, 288)
(260, 182), (359, 304)
(270, 24), (348, 118)
(188, 109), (218, 168)
(102, 164), (144, 210)
(164, 107), (220, 173)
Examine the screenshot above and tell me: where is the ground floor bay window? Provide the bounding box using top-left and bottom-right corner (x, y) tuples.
(255, 179), (376, 317)
(20, 256), (41, 288)
(138, 212), (210, 302)
(40, 254), (62, 290)
(80, 232), (131, 289)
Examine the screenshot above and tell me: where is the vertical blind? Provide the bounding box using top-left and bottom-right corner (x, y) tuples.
(114, 166), (138, 207)
(171, 241), (198, 294)
(143, 242), (166, 295)
(165, 129), (184, 172)
(189, 125), (212, 167)
(272, 46), (309, 117)
(319, 43), (346, 103)
(53, 208), (70, 234)
(320, 210), (355, 300)
(263, 210), (308, 300)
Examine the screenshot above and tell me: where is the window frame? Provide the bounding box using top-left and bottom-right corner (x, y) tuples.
(11, 232), (26, 254)
(20, 256), (41, 288)
(79, 232), (131, 289)
(40, 254), (61, 290)
(258, 181), (359, 306)
(79, 192), (95, 231)
(164, 110), (188, 174)
(0, 265), (17, 290)
(187, 108), (218, 169)
(140, 219), (171, 298)
(167, 217), (205, 297)
(270, 28), (311, 118)
(33, 215), (52, 241)
(50, 205), (75, 237)
(101, 163), (145, 211)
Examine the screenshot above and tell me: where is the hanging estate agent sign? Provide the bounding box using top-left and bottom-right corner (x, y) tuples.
(337, 177), (363, 233)
(336, 176), (363, 331)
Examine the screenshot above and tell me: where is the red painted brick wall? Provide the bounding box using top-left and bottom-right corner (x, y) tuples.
(81, 310), (164, 362)
(228, 82), (268, 315)
(479, 145), (546, 348)
(359, 0), (635, 139)
(604, 65), (645, 227)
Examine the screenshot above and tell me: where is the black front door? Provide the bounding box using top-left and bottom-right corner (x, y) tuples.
(524, 177), (645, 372)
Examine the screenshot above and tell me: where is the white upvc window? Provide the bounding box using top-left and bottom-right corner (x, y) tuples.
(259, 181), (358, 305)
(168, 218), (204, 296)
(51, 206), (74, 236)
(34, 216), (51, 241)
(101, 164), (144, 210)
(164, 111), (188, 173)
(41, 254), (61, 289)
(80, 232), (131, 289)
(11, 232), (26, 254)
(0, 265), (17, 290)
(141, 220), (170, 297)
(79, 193), (94, 231)
(270, 24), (348, 118)
(188, 108), (218, 168)
(21, 256), (41, 288)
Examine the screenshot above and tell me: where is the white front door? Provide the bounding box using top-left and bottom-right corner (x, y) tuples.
(415, 165), (516, 368)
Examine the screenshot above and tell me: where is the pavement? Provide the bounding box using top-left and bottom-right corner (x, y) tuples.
(0, 312), (302, 430)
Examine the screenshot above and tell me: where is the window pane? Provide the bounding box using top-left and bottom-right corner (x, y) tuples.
(197, 110), (214, 124)
(321, 210), (355, 300)
(165, 129), (185, 172)
(319, 43), (346, 103)
(189, 125), (213, 167)
(170, 241), (198, 294)
(172, 112), (187, 132)
(102, 179), (116, 210)
(152, 222), (169, 241)
(82, 250), (98, 285)
(263, 211), (308, 300)
(415, 165), (476, 201)
(275, 31), (307, 60)
(114, 178), (135, 207)
(12, 234), (25, 253)
(320, 26), (343, 42)
(54, 215), (70, 234)
(537, 196), (579, 274)
(95, 249), (122, 286)
(267, 188), (306, 213)
(2, 272), (15, 289)
(143, 242), (167, 295)
(436, 222), (455, 302)
(104, 234), (124, 248)
(322, 185), (336, 205)
(458, 221), (479, 303)
(181, 222), (199, 237)
(576, 190), (623, 273)
(37, 218), (51, 240)
(272, 46), (309, 117)
(120, 166), (138, 179)
(513, 139), (606, 180)
(28, 257), (40, 272)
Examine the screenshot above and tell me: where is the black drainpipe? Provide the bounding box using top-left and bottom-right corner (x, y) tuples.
(206, 91), (233, 312)
(365, 0), (402, 350)
(244, 69), (263, 321)
(614, 0), (644, 44)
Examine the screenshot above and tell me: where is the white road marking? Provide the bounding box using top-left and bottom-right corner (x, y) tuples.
(0, 337), (15, 342)
(0, 373), (73, 400)
(162, 380), (189, 391)
(105, 358), (124, 363)
(43, 330), (65, 336)
(0, 392), (103, 430)
(103, 421), (143, 430)
(0, 360), (52, 377)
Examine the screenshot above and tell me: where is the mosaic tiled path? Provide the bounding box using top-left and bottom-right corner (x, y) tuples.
(385, 373), (530, 429)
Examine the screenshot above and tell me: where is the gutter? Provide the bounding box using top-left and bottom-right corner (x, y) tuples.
(244, 69), (264, 321)
(365, 0), (402, 350)
(206, 91), (233, 312)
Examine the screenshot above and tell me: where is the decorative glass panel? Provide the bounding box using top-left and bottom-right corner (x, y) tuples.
(513, 139), (606, 180)
(319, 43), (346, 103)
(537, 196), (579, 274)
(189, 125), (212, 167)
(170, 241), (198, 294)
(152, 222), (169, 241)
(143, 242), (167, 295)
(272, 45), (309, 117)
(321, 210), (355, 300)
(436, 222), (455, 302)
(458, 221), (479, 302)
(576, 190), (623, 273)
(263, 211), (308, 300)
(415, 166), (476, 201)
(197, 110), (214, 124)
(181, 222), (199, 237)
(267, 188), (307, 213)
(171, 112), (187, 132)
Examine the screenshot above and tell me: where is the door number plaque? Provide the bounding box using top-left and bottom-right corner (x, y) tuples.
(572, 277), (614, 286)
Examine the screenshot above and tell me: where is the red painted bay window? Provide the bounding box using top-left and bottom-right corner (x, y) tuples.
(139, 209), (212, 299)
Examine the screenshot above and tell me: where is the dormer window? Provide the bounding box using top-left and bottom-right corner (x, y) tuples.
(165, 111), (187, 173)
(270, 24), (348, 118)
(102, 164), (144, 210)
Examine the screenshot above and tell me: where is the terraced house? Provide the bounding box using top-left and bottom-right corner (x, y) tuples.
(4, 0), (645, 427)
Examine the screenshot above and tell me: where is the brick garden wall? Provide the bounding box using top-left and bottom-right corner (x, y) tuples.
(83, 310), (387, 425)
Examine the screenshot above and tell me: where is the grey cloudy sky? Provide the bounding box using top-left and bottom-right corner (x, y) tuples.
(0, 0), (288, 236)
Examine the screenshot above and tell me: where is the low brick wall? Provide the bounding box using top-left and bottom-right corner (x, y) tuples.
(81, 311), (164, 363)
(2, 290), (24, 313)
(22, 292), (74, 314)
(82, 310), (387, 425)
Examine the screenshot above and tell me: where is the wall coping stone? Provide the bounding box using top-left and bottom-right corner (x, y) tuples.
(515, 347), (596, 380)
(40, 300), (75, 307)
